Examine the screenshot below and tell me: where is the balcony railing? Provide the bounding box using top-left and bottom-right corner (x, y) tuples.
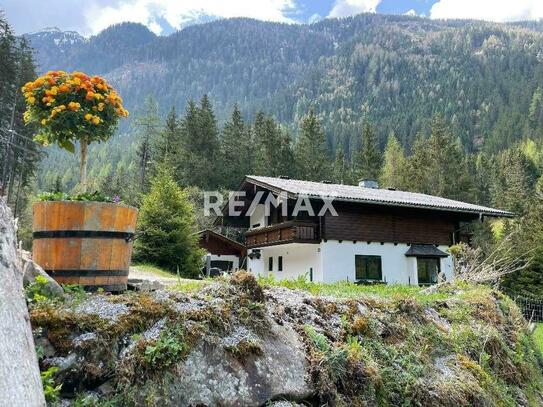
(245, 221), (319, 248)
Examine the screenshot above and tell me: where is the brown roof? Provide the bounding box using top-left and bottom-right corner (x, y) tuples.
(244, 176), (513, 218)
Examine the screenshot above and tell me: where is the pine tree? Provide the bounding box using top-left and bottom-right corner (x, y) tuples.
(134, 165), (204, 277)
(353, 121), (381, 181)
(379, 131), (407, 189)
(220, 104), (252, 188)
(294, 109), (329, 181)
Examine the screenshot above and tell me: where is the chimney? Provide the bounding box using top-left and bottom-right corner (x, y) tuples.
(358, 179), (379, 189)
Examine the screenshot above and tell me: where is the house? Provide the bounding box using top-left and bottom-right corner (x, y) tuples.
(196, 229), (246, 274)
(215, 176), (513, 285)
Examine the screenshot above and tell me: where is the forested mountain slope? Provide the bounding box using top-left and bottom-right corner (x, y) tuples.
(26, 14), (543, 155)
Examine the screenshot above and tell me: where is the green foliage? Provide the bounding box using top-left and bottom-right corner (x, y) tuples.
(134, 166), (204, 277)
(294, 109), (330, 181)
(379, 131), (407, 189)
(37, 190), (119, 202)
(143, 326), (187, 370)
(25, 275), (54, 303)
(41, 366), (62, 404)
(353, 121), (381, 181)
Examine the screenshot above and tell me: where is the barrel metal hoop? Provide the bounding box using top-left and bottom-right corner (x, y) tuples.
(45, 269), (130, 277)
(33, 230), (135, 241)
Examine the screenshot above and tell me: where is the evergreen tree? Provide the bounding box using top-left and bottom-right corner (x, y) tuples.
(332, 145), (350, 184)
(353, 121), (381, 181)
(154, 106), (181, 169)
(294, 109), (329, 181)
(220, 104), (252, 188)
(379, 132), (407, 189)
(405, 116), (475, 201)
(500, 197), (543, 297)
(252, 111), (289, 177)
(179, 95), (220, 188)
(134, 165), (204, 277)
(134, 96), (160, 191)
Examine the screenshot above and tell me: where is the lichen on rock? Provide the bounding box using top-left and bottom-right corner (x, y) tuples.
(28, 272), (543, 406)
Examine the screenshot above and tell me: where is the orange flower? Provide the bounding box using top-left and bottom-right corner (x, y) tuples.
(86, 91), (95, 101)
(91, 116), (101, 125)
(68, 102), (80, 111)
(84, 113), (93, 121)
(58, 84), (70, 93)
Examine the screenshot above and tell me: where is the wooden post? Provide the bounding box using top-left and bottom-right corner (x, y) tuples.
(0, 198), (46, 406)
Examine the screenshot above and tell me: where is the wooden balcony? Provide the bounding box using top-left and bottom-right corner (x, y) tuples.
(245, 221), (319, 249)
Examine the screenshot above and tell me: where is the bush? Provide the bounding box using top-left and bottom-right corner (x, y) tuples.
(134, 166), (204, 277)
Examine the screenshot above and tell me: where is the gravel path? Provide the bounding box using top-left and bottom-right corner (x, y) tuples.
(128, 266), (179, 286)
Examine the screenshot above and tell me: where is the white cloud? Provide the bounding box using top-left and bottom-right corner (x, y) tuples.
(327, 0), (382, 18)
(85, 0), (297, 35)
(430, 0), (543, 22)
(404, 9), (417, 17)
(308, 13), (322, 24)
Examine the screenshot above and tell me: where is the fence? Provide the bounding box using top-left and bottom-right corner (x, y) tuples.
(515, 296), (543, 322)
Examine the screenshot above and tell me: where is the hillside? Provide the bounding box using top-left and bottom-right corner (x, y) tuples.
(29, 273), (543, 406)
(26, 15), (543, 155)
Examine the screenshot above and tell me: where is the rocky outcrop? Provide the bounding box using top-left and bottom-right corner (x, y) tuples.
(0, 198), (46, 406)
(28, 272), (543, 406)
(23, 259), (64, 298)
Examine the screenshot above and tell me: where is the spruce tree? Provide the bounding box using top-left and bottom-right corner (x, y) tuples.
(379, 131), (407, 189)
(179, 95), (220, 188)
(220, 104), (252, 188)
(154, 106), (181, 170)
(332, 144), (350, 184)
(294, 109), (329, 181)
(134, 165), (204, 277)
(353, 121), (381, 181)
(134, 96), (160, 192)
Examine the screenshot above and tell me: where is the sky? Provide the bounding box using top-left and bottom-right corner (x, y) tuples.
(3, 0), (543, 36)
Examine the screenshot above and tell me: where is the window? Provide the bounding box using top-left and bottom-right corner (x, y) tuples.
(355, 255), (382, 281)
(278, 256), (283, 271)
(417, 258), (440, 286)
(268, 257), (273, 272)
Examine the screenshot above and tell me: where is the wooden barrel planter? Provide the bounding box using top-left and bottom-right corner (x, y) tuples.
(32, 201), (138, 291)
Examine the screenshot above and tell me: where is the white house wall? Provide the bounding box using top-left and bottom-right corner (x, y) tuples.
(247, 243), (321, 281)
(248, 241), (454, 286)
(207, 254), (240, 271)
(249, 204), (266, 229)
(320, 241), (453, 285)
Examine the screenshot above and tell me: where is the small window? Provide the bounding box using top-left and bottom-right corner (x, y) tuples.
(278, 256), (283, 271)
(417, 257), (440, 286)
(355, 255), (382, 281)
(268, 257), (273, 272)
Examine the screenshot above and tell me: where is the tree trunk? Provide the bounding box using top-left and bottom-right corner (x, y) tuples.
(80, 139), (88, 193)
(0, 198), (46, 406)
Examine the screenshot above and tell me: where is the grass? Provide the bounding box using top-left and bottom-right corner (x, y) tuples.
(131, 263), (208, 293)
(258, 274), (450, 303)
(533, 323), (543, 352)
(130, 263), (179, 279)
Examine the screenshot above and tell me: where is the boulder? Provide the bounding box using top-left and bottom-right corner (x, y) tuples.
(23, 259), (64, 297)
(162, 319), (314, 406)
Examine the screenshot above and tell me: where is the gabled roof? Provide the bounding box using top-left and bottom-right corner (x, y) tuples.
(243, 176), (513, 218)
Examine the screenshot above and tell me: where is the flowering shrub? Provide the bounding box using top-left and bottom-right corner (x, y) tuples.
(22, 71), (128, 152)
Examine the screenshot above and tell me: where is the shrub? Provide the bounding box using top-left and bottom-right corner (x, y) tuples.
(134, 166), (204, 277)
